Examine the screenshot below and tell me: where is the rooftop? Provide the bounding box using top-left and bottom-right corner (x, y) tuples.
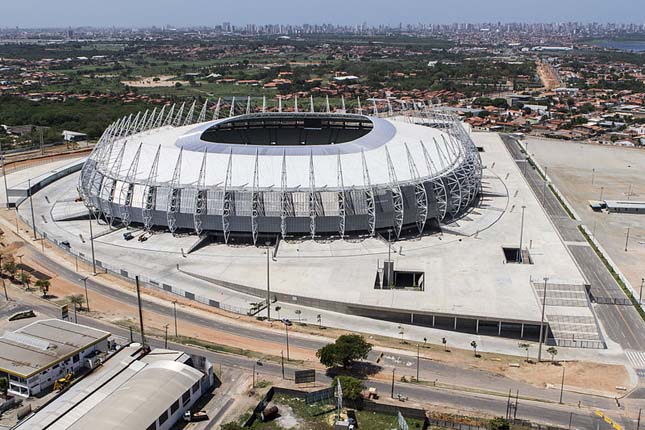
(0, 319), (110, 379)
(15, 345), (205, 430)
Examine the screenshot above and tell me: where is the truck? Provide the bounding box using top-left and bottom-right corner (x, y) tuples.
(183, 411), (208, 422)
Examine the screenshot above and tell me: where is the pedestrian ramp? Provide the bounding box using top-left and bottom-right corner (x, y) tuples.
(531, 282), (605, 349)
(625, 350), (645, 375)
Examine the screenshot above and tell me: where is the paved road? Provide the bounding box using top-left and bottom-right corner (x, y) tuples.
(69, 313), (616, 430)
(501, 135), (645, 351)
(24, 240), (625, 410)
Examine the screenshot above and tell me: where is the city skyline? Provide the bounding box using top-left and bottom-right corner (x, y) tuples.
(1, 0), (644, 28)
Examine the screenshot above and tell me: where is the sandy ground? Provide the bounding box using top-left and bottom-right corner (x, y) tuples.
(121, 75), (189, 88)
(526, 137), (645, 290)
(0, 202), (632, 396)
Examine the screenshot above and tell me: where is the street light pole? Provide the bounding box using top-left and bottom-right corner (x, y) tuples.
(88, 208), (97, 275)
(81, 277), (90, 312)
(625, 227), (630, 252)
(599, 186), (604, 201)
(28, 179), (37, 241)
(559, 366), (565, 404)
(173, 301), (178, 337)
(542, 166), (548, 205)
(640, 279), (644, 304)
(538, 277), (548, 362)
(591, 168), (595, 186)
(518, 205), (526, 263)
(164, 324), (169, 348)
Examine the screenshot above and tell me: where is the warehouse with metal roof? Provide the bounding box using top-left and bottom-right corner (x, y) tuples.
(0, 319), (110, 397)
(14, 344), (215, 430)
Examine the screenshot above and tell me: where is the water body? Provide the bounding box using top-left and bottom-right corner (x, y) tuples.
(593, 40), (645, 52)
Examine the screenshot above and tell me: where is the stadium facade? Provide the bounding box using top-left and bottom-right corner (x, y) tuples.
(78, 98), (482, 244)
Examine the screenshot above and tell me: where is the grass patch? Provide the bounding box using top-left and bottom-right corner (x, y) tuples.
(548, 183), (576, 220)
(577, 226), (645, 322)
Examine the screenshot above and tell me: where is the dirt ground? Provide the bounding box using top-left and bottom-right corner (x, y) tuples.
(0, 207), (631, 396)
(527, 137), (645, 290)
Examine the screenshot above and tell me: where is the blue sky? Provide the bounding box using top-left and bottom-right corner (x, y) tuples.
(1, 0), (644, 28)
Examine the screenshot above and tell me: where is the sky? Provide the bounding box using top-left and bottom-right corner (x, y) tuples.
(1, 0), (644, 28)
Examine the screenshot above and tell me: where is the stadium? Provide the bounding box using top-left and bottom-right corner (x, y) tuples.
(78, 98), (482, 244)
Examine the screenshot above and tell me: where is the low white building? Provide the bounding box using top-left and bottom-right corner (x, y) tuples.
(62, 130), (88, 142)
(0, 319), (110, 397)
(15, 344), (215, 430)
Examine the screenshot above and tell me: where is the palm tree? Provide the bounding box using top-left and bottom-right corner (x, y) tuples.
(274, 306), (282, 320)
(19, 272), (32, 291)
(68, 294), (85, 311)
(2, 258), (16, 280)
(35, 279), (51, 298)
(470, 340), (478, 357)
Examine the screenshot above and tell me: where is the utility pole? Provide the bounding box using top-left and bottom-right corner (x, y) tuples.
(591, 168), (595, 186)
(538, 277), (548, 362)
(164, 324), (169, 348)
(173, 301), (178, 336)
(599, 186), (604, 201)
(518, 205), (526, 263)
(0, 255), (7, 301)
(637, 407), (641, 430)
(559, 366), (565, 404)
(640, 278), (644, 304)
(568, 412), (573, 430)
(135, 276), (146, 346)
(81, 277), (90, 312)
(391, 367), (395, 399)
(28, 179), (36, 240)
(88, 208), (97, 275)
(416, 344), (420, 382)
(73, 301), (78, 323)
(284, 323), (290, 361)
(266, 242), (271, 321)
(281, 350), (285, 379)
(0, 143), (8, 208)
(625, 227), (630, 252)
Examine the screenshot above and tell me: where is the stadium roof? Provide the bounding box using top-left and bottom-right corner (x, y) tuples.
(106, 113), (461, 190)
(0, 319), (109, 379)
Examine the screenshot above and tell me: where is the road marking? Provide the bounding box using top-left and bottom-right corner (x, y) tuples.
(625, 350), (645, 370)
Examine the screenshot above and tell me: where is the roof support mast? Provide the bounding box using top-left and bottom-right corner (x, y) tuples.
(193, 150), (208, 235)
(142, 145), (161, 232)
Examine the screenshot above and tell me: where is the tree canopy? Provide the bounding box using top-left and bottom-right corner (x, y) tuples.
(332, 375), (365, 401)
(316, 334), (372, 368)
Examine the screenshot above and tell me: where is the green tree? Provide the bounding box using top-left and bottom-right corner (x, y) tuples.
(68, 294), (85, 311)
(332, 375), (365, 401)
(19, 272), (32, 290)
(35, 279), (51, 298)
(490, 417), (510, 430)
(518, 342), (531, 362)
(0, 377), (8, 395)
(547, 346), (558, 364)
(2, 258), (16, 279)
(316, 334), (373, 368)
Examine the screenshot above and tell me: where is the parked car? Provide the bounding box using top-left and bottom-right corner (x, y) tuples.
(281, 318), (293, 326)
